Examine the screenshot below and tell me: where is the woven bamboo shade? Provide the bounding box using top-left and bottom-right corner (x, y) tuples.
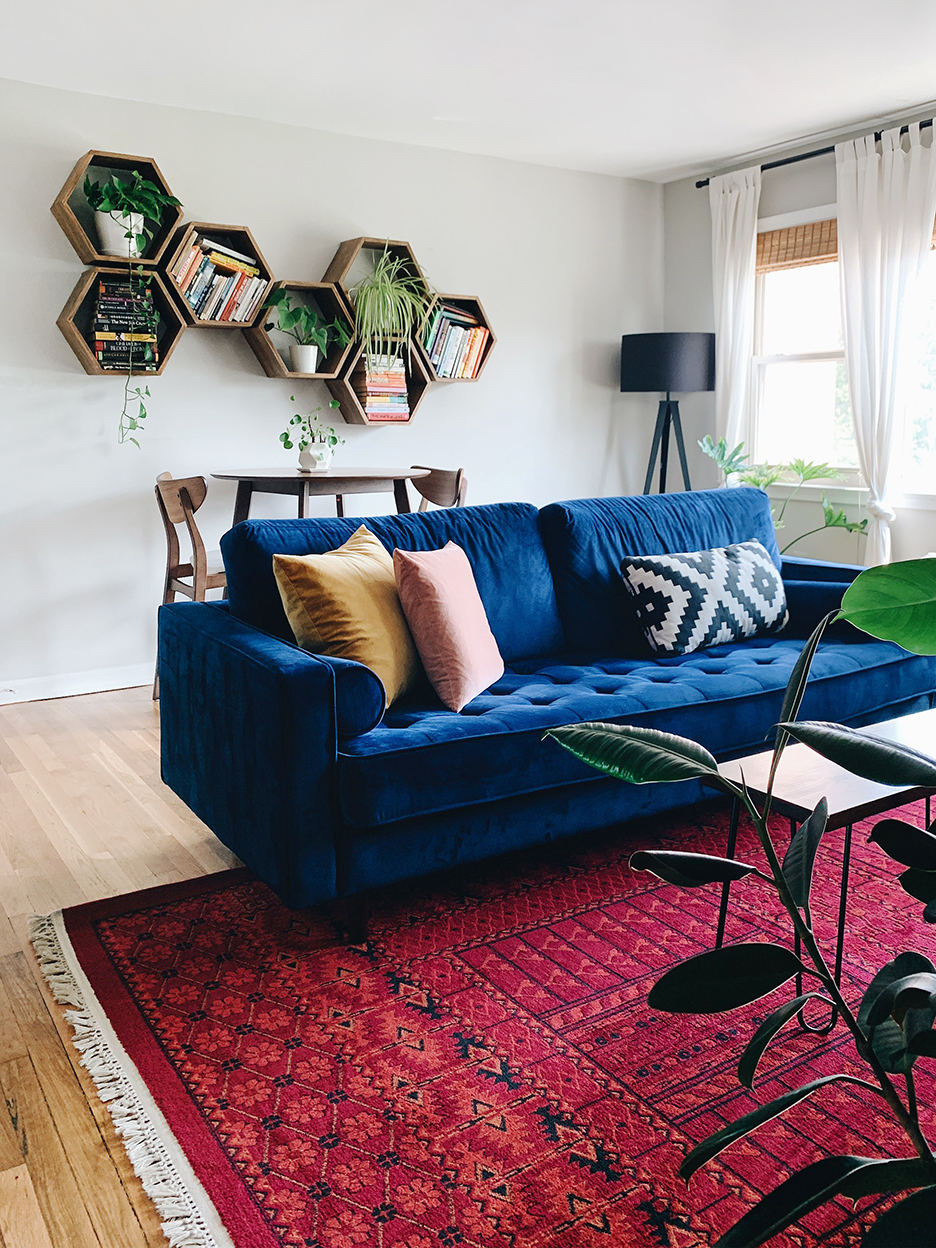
(756, 219), (838, 273)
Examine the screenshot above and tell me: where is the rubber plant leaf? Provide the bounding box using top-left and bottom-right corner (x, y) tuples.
(629, 850), (756, 888)
(545, 723), (730, 788)
(898, 868), (936, 904)
(838, 558), (936, 654)
(870, 819), (936, 870)
(858, 951), (936, 1075)
(862, 1185), (936, 1247)
(737, 993), (833, 1089)
(648, 943), (808, 1016)
(680, 1077), (856, 1183)
(777, 721), (936, 787)
(715, 1157), (935, 1248)
(781, 798), (828, 908)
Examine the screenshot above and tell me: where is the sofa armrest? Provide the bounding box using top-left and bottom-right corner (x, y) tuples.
(783, 580), (867, 641)
(781, 554), (864, 583)
(158, 601), (341, 908)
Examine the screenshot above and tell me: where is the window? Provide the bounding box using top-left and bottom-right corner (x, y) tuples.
(752, 219), (858, 471)
(899, 249), (936, 491)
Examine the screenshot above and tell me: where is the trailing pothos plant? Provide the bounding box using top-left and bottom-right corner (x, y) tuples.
(546, 556), (936, 1246)
(261, 290), (352, 354)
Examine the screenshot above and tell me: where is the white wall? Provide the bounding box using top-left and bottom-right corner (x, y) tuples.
(663, 135), (936, 564)
(0, 78), (663, 700)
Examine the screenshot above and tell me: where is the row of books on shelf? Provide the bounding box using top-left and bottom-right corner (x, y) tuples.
(92, 277), (159, 371)
(352, 355), (410, 421)
(169, 234), (268, 323)
(423, 302), (489, 379)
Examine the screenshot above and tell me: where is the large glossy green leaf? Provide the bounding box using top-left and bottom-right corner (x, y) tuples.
(715, 1156), (933, 1248)
(863, 1185), (936, 1246)
(778, 721), (936, 787)
(772, 613), (835, 761)
(738, 993), (833, 1089)
(865, 973), (936, 1029)
(782, 798), (828, 908)
(629, 850), (755, 888)
(870, 820), (936, 870)
(649, 943), (808, 1015)
(859, 952), (936, 1074)
(898, 868), (936, 904)
(680, 1077), (854, 1183)
(906, 1029), (936, 1057)
(545, 723), (729, 787)
(839, 559), (936, 654)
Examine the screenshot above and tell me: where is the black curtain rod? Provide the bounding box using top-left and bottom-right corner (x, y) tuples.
(695, 118), (934, 188)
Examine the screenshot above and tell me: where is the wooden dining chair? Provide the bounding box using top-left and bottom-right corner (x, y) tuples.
(409, 466), (468, 511)
(153, 472), (226, 698)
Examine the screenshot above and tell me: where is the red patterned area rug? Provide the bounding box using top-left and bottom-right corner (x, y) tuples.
(30, 798), (934, 1248)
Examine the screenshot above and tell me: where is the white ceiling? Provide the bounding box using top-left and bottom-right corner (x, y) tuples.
(5, 0), (936, 182)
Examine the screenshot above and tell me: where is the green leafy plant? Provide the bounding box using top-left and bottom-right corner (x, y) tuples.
(699, 436), (868, 554)
(83, 169), (181, 256)
(262, 291), (352, 353)
(350, 245), (435, 371)
(280, 396), (344, 452)
(117, 266), (159, 447)
(545, 556), (936, 1246)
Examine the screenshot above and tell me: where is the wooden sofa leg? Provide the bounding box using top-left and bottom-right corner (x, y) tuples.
(345, 893), (370, 943)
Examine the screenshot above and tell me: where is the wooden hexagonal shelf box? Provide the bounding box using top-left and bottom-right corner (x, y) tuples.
(51, 151), (184, 268)
(243, 280), (354, 379)
(417, 294), (496, 381)
(325, 341), (430, 426)
(56, 267), (186, 376)
(162, 222), (274, 327)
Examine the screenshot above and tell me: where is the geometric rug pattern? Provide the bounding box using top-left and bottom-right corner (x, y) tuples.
(60, 798), (932, 1247)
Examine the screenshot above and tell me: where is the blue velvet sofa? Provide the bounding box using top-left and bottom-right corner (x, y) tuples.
(158, 488), (936, 915)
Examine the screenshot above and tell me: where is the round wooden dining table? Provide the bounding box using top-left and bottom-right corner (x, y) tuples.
(211, 466), (431, 523)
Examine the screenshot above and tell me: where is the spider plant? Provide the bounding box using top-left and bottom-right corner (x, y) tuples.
(350, 245), (435, 371)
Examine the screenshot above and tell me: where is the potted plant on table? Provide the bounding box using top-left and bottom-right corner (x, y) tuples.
(262, 290), (352, 374)
(546, 558), (936, 1246)
(82, 168), (181, 259)
(280, 396), (345, 472)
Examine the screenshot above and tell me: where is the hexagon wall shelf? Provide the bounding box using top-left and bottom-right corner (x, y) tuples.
(417, 294), (496, 382)
(321, 236), (428, 305)
(243, 280), (354, 380)
(162, 222), (274, 327)
(56, 267), (186, 376)
(325, 341), (430, 426)
(51, 151), (183, 269)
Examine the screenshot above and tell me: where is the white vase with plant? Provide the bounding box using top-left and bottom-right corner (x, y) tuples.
(83, 169), (181, 260)
(262, 290), (352, 376)
(280, 396), (345, 472)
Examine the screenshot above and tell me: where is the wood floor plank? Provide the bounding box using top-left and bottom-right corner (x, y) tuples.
(0, 1165), (54, 1248)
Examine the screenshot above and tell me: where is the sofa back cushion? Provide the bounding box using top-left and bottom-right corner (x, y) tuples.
(221, 501), (564, 662)
(538, 488), (781, 653)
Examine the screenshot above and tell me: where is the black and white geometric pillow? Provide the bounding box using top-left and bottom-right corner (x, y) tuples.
(620, 538), (788, 656)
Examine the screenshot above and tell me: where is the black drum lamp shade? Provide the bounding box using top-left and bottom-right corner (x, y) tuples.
(619, 332), (715, 394)
(619, 332), (716, 494)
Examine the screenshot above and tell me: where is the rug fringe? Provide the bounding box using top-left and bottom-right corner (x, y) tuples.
(28, 913), (224, 1248)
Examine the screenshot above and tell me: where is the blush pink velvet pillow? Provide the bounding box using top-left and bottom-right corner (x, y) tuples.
(393, 542), (504, 712)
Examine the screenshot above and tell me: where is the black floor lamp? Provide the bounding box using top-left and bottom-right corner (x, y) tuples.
(620, 332), (716, 494)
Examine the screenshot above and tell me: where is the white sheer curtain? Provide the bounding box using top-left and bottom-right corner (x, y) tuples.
(836, 121), (936, 565)
(709, 166), (761, 458)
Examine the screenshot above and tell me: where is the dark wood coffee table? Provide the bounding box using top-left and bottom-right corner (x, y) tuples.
(712, 709), (936, 1028)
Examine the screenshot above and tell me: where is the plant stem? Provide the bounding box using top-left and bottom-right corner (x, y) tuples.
(779, 525), (828, 555)
(732, 783), (936, 1172)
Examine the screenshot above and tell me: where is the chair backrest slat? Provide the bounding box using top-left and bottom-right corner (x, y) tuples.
(410, 466), (467, 511)
(156, 475), (208, 524)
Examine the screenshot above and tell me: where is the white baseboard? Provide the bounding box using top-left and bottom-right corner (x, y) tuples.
(0, 663), (154, 706)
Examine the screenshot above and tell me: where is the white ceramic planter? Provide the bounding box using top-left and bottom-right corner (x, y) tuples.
(298, 443), (334, 473)
(95, 210), (144, 258)
(289, 344), (321, 374)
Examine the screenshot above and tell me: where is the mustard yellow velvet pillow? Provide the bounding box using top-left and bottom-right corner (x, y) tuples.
(273, 526), (420, 707)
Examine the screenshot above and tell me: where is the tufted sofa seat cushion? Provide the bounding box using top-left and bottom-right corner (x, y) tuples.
(336, 636), (936, 827)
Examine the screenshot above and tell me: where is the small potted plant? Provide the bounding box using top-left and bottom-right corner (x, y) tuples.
(262, 290), (352, 374)
(280, 397), (345, 472)
(350, 245), (436, 370)
(83, 169), (181, 259)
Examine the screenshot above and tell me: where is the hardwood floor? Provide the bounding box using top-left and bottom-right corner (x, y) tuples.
(0, 686), (239, 1247)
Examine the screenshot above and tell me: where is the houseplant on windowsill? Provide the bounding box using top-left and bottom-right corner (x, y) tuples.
(280, 396), (344, 471)
(547, 558), (936, 1246)
(82, 169), (181, 259)
(262, 290), (352, 374)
